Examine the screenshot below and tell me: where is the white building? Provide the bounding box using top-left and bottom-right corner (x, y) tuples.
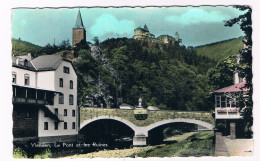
(212, 54), (249, 139)
(12, 54), (78, 144)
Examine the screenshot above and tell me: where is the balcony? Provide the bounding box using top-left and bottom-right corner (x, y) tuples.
(215, 107), (242, 119)
(12, 85), (55, 105)
(12, 85), (63, 122)
(12, 97), (51, 105)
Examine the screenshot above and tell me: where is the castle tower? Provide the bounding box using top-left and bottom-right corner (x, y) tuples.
(175, 32), (182, 44)
(73, 10), (86, 47)
(143, 24), (149, 32)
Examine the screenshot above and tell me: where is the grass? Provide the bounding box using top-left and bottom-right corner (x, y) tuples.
(195, 38), (243, 61)
(137, 131), (214, 157)
(13, 147), (52, 159)
(12, 38), (42, 56)
(13, 147), (28, 159)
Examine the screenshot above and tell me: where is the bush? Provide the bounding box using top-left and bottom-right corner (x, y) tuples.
(13, 147), (27, 158)
(33, 149), (52, 159)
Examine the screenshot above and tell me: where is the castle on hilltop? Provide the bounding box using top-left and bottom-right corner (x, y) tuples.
(133, 24), (182, 45)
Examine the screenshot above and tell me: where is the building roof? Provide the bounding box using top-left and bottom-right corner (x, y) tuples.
(13, 54), (77, 76)
(157, 34), (174, 39)
(30, 54), (63, 71)
(74, 10), (84, 29)
(134, 24), (149, 32)
(12, 56), (36, 71)
(213, 81), (249, 93)
(143, 24), (149, 31)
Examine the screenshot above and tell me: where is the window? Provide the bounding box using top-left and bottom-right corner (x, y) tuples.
(44, 122), (48, 130)
(63, 66), (70, 74)
(55, 108), (58, 115)
(221, 94), (226, 107)
(59, 78), (63, 87)
(64, 122), (67, 129)
(12, 72), (16, 83)
(64, 109), (67, 116)
(59, 93), (64, 104)
(72, 122), (76, 129)
(54, 122), (58, 130)
(24, 74), (30, 85)
(216, 95), (221, 107)
(70, 80), (73, 89)
(72, 110), (75, 117)
(69, 95), (74, 105)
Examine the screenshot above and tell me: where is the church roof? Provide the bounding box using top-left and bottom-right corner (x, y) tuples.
(74, 10), (84, 29)
(213, 81), (249, 93)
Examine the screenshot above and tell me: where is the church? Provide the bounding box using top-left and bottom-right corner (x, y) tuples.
(72, 10), (86, 47)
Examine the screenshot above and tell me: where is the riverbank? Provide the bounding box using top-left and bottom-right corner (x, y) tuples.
(137, 131), (214, 157)
(63, 146), (160, 158)
(63, 131), (213, 158)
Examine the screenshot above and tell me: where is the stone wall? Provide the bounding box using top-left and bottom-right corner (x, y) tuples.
(80, 108), (214, 127)
(13, 104), (39, 138)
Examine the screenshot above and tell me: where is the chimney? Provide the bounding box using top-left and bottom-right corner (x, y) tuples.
(233, 70), (239, 84)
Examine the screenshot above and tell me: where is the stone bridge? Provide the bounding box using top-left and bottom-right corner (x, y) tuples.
(80, 108), (214, 146)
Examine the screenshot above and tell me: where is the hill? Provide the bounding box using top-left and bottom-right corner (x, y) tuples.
(12, 38), (43, 56)
(195, 38), (244, 61)
(93, 38), (217, 111)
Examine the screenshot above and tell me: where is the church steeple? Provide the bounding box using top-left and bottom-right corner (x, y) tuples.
(74, 10), (84, 29)
(72, 9), (86, 47)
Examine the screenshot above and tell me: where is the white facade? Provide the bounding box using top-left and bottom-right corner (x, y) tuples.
(12, 67), (36, 87)
(12, 55), (78, 141)
(37, 61), (78, 137)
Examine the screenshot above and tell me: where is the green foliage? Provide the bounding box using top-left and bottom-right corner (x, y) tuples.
(74, 39), (90, 51)
(33, 149), (52, 159)
(225, 6), (252, 137)
(13, 147), (28, 158)
(195, 38), (244, 61)
(42, 39), (73, 55)
(12, 38), (42, 57)
(194, 131), (214, 140)
(100, 38), (215, 111)
(207, 55), (237, 90)
(137, 131), (214, 157)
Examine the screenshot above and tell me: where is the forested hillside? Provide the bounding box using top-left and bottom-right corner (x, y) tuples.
(12, 38), (43, 56)
(12, 37), (240, 111)
(195, 37), (243, 61)
(97, 38), (217, 111)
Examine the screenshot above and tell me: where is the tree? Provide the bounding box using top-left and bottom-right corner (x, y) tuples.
(74, 40), (90, 51)
(207, 55), (237, 90)
(93, 37), (100, 46)
(225, 6), (252, 137)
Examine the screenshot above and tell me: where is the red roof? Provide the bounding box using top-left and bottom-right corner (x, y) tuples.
(213, 81), (249, 93)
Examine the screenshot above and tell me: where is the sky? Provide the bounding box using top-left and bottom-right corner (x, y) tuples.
(12, 6), (246, 47)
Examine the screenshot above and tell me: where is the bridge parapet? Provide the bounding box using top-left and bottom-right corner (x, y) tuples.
(80, 108), (214, 127)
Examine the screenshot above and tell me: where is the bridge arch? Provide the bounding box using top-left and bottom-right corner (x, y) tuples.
(146, 118), (214, 132)
(80, 115), (138, 132)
